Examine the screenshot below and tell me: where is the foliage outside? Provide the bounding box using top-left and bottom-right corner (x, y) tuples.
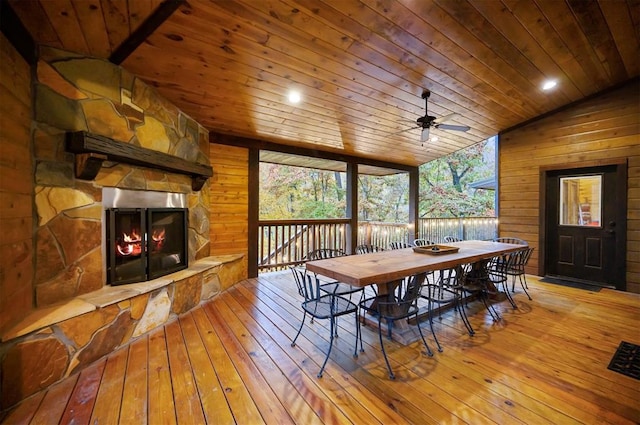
(419, 137), (496, 218)
(259, 138), (496, 221)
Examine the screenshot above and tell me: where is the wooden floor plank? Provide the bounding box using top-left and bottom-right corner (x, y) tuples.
(59, 358), (106, 425)
(192, 307), (292, 425)
(228, 283), (411, 425)
(203, 299), (325, 424)
(178, 312), (238, 424)
(147, 327), (177, 425)
(29, 374), (78, 425)
(164, 320), (206, 424)
(0, 389), (45, 425)
(223, 286), (388, 425)
(119, 335), (149, 425)
(236, 276), (460, 424)
(90, 345), (128, 424)
(3, 274), (639, 424)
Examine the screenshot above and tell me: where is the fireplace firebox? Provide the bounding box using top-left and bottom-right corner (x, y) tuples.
(106, 207), (188, 285)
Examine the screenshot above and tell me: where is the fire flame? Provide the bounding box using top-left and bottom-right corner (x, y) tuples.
(152, 227), (166, 252)
(116, 230), (142, 257)
(115, 227), (167, 256)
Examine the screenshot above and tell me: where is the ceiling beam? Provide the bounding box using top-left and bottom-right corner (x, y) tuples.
(0, 0), (36, 65)
(109, 0), (185, 65)
(211, 133), (417, 173)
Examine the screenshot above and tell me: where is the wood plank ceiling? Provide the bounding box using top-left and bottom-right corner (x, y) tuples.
(7, 0), (640, 168)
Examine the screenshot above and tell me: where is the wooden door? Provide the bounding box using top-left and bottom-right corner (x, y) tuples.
(544, 164), (626, 289)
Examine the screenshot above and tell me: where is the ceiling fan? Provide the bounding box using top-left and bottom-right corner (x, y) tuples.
(395, 89), (471, 143)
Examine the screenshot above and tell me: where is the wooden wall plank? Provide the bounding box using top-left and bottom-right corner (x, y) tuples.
(210, 144), (249, 278)
(499, 80), (640, 289)
(0, 33), (33, 333)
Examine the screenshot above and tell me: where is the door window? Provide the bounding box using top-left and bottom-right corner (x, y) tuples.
(559, 175), (601, 227)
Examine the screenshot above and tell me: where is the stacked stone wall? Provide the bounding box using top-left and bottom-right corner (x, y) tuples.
(32, 46), (211, 306)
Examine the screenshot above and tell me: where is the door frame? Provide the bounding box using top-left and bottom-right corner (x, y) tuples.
(539, 158), (627, 288)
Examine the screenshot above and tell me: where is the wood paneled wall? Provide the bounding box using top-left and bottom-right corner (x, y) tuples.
(209, 143), (249, 279)
(499, 79), (640, 292)
(0, 33), (33, 332)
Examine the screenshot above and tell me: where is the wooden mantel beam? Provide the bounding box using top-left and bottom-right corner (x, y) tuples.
(66, 131), (212, 191)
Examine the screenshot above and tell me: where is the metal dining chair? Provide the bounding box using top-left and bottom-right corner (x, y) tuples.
(289, 266), (363, 378)
(443, 235), (462, 243)
(359, 272), (433, 379)
(356, 244), (385, 254)
(461, 259), (502, 322)
(413, 238), (436, 247)
(304, 248), (363, 301)
(390, 241), (413, 249)
(505, 247), (534, 300)
(493, 237), (528, 246)
(421, 265), (474, 351)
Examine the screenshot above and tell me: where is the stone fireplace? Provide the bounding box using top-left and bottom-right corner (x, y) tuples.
(103, 188), (189, 285)
(0, 46), (245, 410)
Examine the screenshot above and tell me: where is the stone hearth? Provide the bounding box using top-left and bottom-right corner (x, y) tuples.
(0, 253), (244, 409)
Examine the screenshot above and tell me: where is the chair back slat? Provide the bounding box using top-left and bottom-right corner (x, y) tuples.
(305, 248), (346, 260)
(443, 236), (462, 243)
(356, 244), (385, 254)
(289, 266), (321, 301)
(494, 237), (528, 245)
(414, 239), (436, 247)
(390, 242), (412, 250)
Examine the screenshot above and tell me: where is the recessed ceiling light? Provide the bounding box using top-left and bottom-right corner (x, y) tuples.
(288, 90), (301, 104)
(430, 136), (439, 142)
(542, 79), (557, 91)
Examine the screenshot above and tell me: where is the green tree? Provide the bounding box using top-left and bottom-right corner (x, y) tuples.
(419, 139), (495, 218)
(358, 173), (409, 222)
(259, 163), (346, 219)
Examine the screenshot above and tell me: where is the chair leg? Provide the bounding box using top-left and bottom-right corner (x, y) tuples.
(318, 317), (336, 378)
(480, 290), (501, 321)
(427, 299), (443, 352)
(354, 311), (364, 357)
(501, 278), (517, 309)
(415, 313), (434, 357)
(378, 317), (395, 379)
(455, 296), (475, 336)
(291, 311), (307, 347)
(519, 274), (532, 300)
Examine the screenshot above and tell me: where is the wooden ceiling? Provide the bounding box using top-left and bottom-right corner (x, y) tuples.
(7, 0), (640, 167)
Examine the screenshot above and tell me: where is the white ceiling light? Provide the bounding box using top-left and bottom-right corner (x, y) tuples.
(288, 90), (301, 104)
(542, 79), (557, 91)
(430, 136), (439, 142)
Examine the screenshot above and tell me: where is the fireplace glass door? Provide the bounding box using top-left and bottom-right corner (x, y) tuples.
(106, 208), (188, 285)
(147, 208), (188, 279)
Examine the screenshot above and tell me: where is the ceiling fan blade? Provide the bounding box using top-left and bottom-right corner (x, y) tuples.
(433, 113), (458, 124)
(436, 123), (470, 132)
(420, 127), (430, 142)
(388, 126), (419, 136)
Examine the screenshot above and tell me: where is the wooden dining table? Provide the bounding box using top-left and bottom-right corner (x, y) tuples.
(305, 240), (524, 344)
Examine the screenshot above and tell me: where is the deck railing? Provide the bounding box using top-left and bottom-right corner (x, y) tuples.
(258, 217), (498, 272)
(258, 219), (349, 272)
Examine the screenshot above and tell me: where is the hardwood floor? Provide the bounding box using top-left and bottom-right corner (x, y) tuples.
(3, 273), (639, 424)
